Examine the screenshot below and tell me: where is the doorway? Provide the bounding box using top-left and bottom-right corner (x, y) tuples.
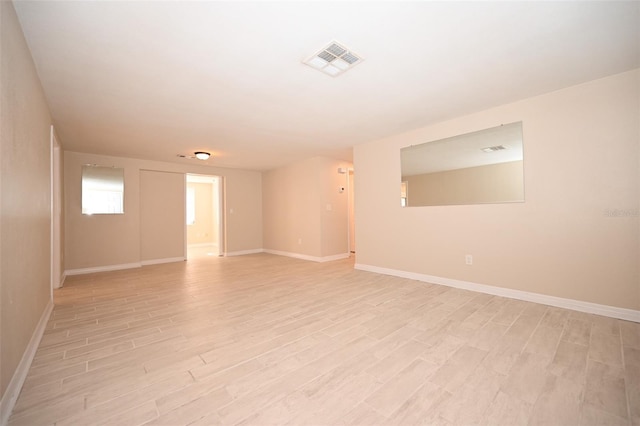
(186, 174), (224, 259)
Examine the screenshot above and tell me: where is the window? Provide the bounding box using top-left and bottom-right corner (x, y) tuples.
(82, 165), (124, 214)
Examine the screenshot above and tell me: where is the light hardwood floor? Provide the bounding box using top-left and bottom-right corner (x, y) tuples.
(8, 254), (640, 425)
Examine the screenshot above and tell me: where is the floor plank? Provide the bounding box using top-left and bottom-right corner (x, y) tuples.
(7, 253), (638, 425)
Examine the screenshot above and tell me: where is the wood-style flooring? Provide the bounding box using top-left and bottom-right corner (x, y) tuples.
(8, 253), (640, 425)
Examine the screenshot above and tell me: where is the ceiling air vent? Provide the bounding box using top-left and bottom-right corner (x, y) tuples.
(481, 145), (508, 153)
(303, 41), (363, 77)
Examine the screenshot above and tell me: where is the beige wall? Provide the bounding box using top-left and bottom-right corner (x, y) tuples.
(263, 156), (351, 258)
(140, 170), (185, 262)
(263, 157), (322, 257)
(65, 151), (262, 270)
(404, 160), (524, 206)
(355, 69), (640, 311)
(187, 182), (215, 246)
(0, 1), (53, 399)
(224, 169), (262, 254)
(320, 157), (350, 257)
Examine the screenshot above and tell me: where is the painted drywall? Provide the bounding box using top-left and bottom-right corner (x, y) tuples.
(403, 160), (524, 206)
(348, 171), (355, 252)
(140, 170), (185, 262)
(354, 69), (640, 311)
(262, 156), (351, 258)
(263, 157), (323, 257)
(320, 157), (350, 258)
(64, 151), (262, 270)
(187, 182), (215, 246)
(0, 0), (53, 399)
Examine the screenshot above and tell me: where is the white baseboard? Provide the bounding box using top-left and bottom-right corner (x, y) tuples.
(1, 300), (54, 426)
(65, 262), (142, 276)
(265, 249), (350, 263)
(225, 249), (265, 257)
(140, 257), (185, 266)
(319, 253), (351, 262)
(65, 258), (187, 276)
(354, 263), (640, 323)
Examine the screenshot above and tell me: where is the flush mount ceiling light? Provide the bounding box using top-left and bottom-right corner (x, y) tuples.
(194, 152), (211, 160)
(177, 152), (212, 160)
(303, 41), (363, 77)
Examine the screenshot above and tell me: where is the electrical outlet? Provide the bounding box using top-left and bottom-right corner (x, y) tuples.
(465, 255), (473, 265)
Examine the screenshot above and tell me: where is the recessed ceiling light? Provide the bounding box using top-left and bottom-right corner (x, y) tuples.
(303, 41), (363, 77)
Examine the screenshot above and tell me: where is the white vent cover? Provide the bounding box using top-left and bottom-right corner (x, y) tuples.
(303, 41), (363, 77)
(481, 145), (509, 153)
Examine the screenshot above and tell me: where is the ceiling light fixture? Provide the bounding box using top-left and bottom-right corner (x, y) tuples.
(303, 41), (363, 77)
(194, 151), (211, 160)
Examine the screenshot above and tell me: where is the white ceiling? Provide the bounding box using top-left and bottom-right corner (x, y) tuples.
(13, 1), (640, 171)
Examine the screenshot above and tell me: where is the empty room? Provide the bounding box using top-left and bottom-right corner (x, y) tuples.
(1, 1), (639, 425)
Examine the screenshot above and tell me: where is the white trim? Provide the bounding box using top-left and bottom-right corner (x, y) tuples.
(140, 257), (185, 266)
(225, 249), (265, 257)
(320, 253), (351, 262)
(50, 127), (54, 299)
(65, 262), (142, 276)
(186, 174), (219, 184)
(220, 177), (227, 256)
(265, 249), (350, 263)
(60, 272), (67, 287)
(187, 243), (217, 248)
(354, 263), (640, 323)
(214, 178), (223, 257)
(184, 174), (188, 263)
(1, 301), (54, 426)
